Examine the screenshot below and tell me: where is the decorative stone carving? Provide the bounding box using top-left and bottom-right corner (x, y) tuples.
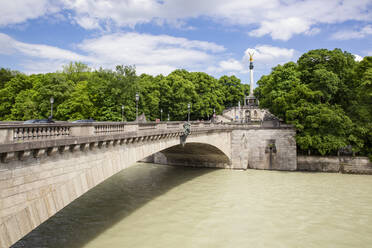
(18, 150), (32, 161)
(105, 140), (113, 147)
(265, 140), (277, 153)
(59, 146), (70, 154)
(47, 147), (59, 156)
(262, 112), (280, 127)
(69, 144), (81, 153)
(89, 142), (99, 150)
(1, 152), (16, 163)
(98, 141), (104, 148)
(33, 148), (46, 158)
(80, 143), (89, 152)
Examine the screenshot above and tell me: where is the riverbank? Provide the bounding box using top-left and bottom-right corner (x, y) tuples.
(297, 156), (372, 174)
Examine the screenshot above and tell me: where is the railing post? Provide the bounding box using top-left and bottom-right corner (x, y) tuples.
(0, 129), (14, 143)
(70, 125), (95, 136)
(124, 124), (138, 132)
(156, 123), (167, 130)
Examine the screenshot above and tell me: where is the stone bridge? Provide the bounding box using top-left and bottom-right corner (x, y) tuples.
(0, 121), (296, 247)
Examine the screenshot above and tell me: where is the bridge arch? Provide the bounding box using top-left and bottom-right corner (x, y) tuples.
(0, 130), (232, 247)
(150, 142), (231, 168)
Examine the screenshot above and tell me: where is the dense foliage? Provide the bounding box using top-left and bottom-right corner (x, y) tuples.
(1, 48), (370, 158)
(0, 63), (247, 122)
(255, 49), (372, 157)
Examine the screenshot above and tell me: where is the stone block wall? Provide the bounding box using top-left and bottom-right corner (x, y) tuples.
(0, 136), (182, 247)
(297, 156), (372, 174)
(231, 128), (297, 170)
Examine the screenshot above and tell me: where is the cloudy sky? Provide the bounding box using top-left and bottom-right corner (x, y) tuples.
(0, 0), (371, 84)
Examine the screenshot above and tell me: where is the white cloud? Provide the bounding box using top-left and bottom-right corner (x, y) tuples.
(2, 0), (371, 40)
(0, 33), (15, 54)
(77, 33), (225, 74)
(213, 45), (296, 75)
(0, 32), (225, 75)
(305, 27), (321, 36)
(244, 45), (296, 65)
(249, 18), (312, 41)
(62, 0), (372, 40)
(19, 60), (70, 74)
(0, 32), (96, 73)
(353, 54), (363, 62)
(0, 33), (91, 62)
(218, 59), (244, 72)
(331, 25), (372, 40)
(0, 0), (60, 26)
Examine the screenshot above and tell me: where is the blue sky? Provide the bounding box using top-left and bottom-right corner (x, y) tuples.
(0, 0), (371, 85)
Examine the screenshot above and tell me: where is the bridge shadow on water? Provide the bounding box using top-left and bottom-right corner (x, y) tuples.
(12, 163), (216, 248)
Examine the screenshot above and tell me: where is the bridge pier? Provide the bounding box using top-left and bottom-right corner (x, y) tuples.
(230, 128), (297, 170)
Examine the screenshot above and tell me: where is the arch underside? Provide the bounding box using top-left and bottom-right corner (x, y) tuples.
(150, 142), (231, 168)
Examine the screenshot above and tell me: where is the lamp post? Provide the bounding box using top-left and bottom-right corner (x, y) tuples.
(135, 93), (139, 122)
(238, 101), (241, 122)
(167, 113), (170, 121)
(50, 97), (54, 119)
(121, 105), (124, 122)
(187, 103), (191, 122)
(160, 108), (163, 122)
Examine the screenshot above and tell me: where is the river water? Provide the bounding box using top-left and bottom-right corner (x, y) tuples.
(13, 163), (372, 248)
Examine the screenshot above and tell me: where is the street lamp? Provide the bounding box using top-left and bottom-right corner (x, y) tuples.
(50, 97), (54, 119)
(135, 93), (139, 122)
(187, 103), (191, 122)
(160, 108), (163, 122)
(167, 113), (170, 121)
(121, 105), (125, 122)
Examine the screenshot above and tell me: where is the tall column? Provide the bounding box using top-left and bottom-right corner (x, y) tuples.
(249, 53), (254, 96)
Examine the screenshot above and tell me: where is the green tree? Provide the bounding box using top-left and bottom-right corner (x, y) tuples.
(10, 89), (38, 120)
(62, 62), (91, 83)
(255, 62), (302, 121)
(189, 72), (224, 119)
(31, 73), (74, 120)
(297, 48), (356, 107)
(138, 74), (161, 121)
(56, 81), (94, 120)
(159, 71), (197, 121)
(350, 57), (372, 157)
(287, 102), (354, 155)
(256, 49), (368, 156)
(218, 75), (245, 108)
(0, 73), (33, 120)
(0, 68), (18, 89)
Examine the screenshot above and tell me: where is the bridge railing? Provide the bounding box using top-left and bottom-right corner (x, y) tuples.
(0, 122), (186, 144)
(0, 124), (73, 144)
(0, 121), (289, 144)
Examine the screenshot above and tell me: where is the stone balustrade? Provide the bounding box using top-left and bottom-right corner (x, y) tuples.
(0, 121), (220, 144)
(0, 121), (293, 165)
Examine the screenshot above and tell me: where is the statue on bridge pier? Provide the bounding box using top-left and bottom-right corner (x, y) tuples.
(180, 122), (191, 146)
